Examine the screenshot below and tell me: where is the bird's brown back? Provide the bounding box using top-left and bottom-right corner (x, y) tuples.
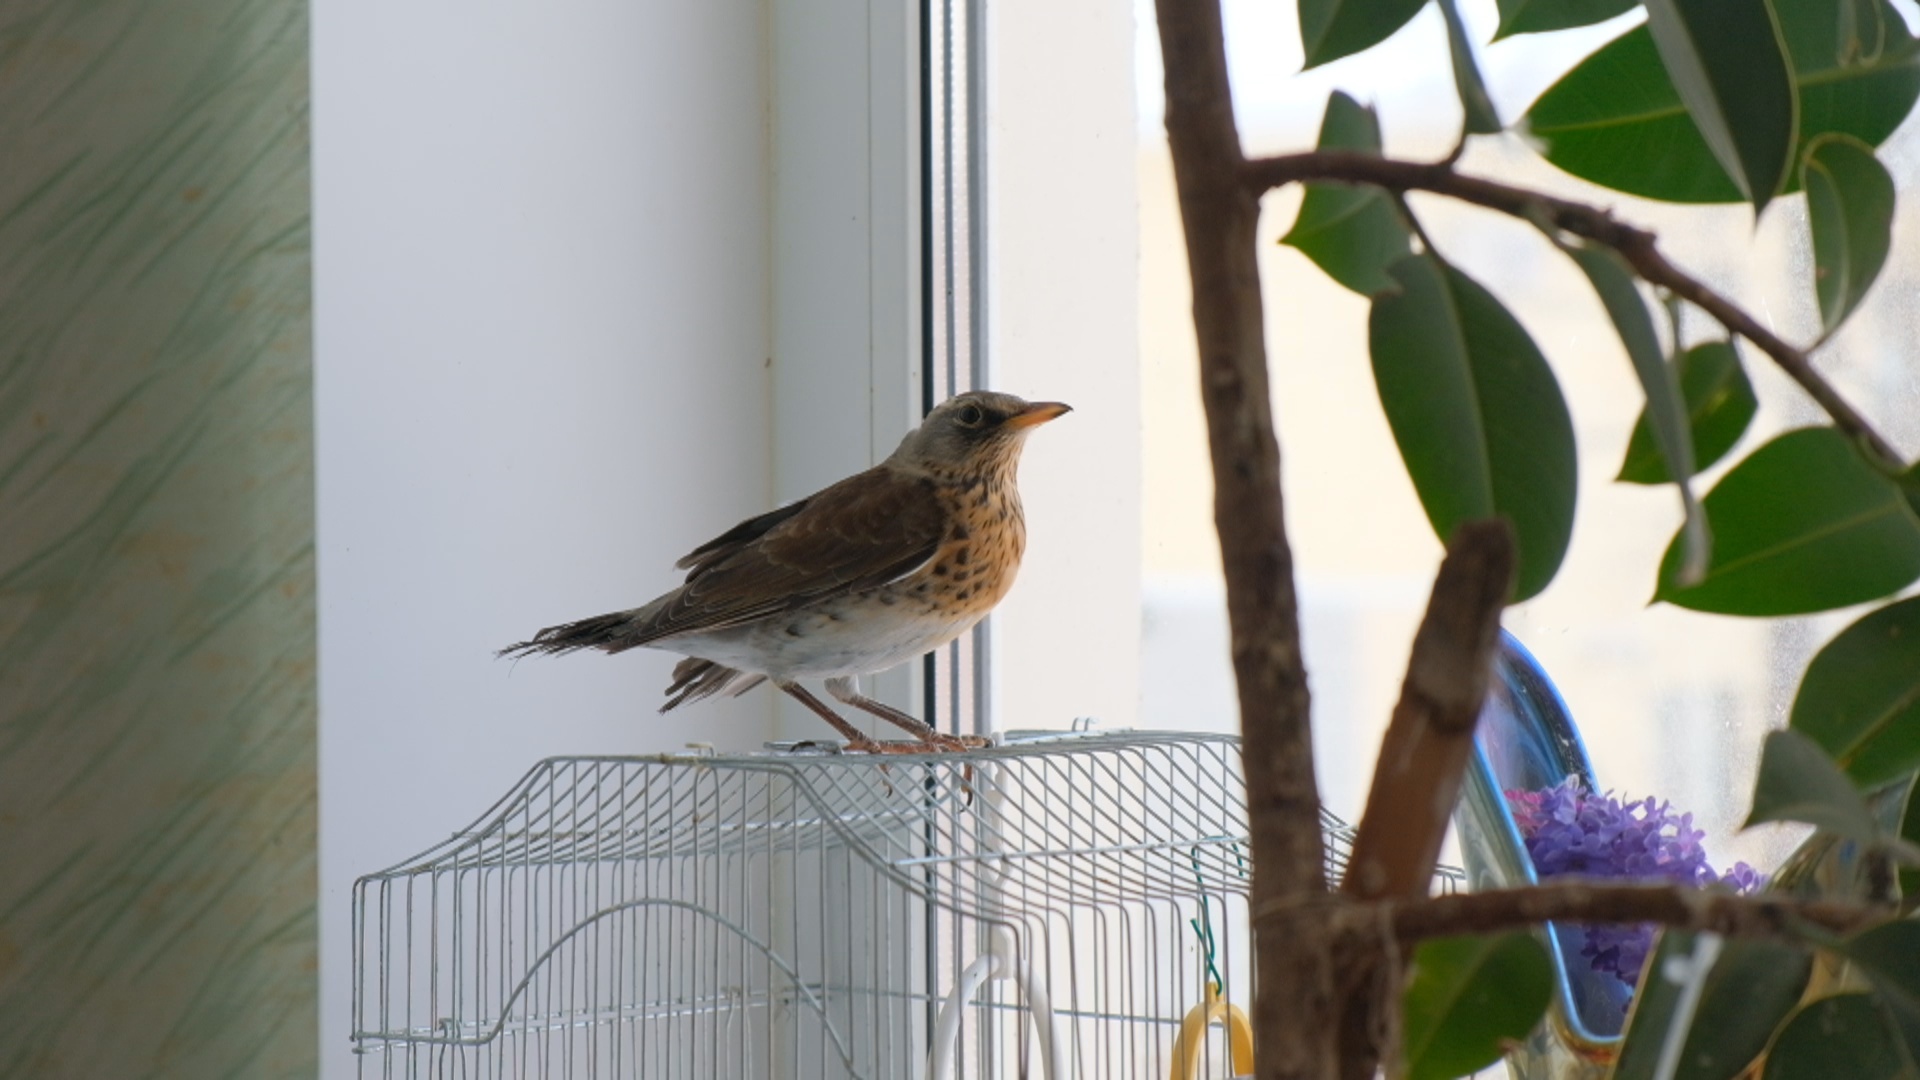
(623, 465), (951, 645)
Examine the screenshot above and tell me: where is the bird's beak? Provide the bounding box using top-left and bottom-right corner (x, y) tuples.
(1003, 401), (1073, 430)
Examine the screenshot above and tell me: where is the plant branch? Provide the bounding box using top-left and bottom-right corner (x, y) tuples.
(1156, 0), (1336, 1075)
(1259, 880), (1886, 943)
(1334, 519), (1514, 1080)
(1340, 519), (1514, 902)
(1242, 150), (1906, 470)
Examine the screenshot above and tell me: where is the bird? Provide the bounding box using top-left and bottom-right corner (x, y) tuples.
(500, 390), (1071, 752)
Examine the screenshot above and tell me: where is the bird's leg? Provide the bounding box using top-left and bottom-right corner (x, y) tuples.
(777, 681), (885, 753)
(825, 679), (984, 805)
(825, 677), (937, 739)
(825, 677), (989, 751)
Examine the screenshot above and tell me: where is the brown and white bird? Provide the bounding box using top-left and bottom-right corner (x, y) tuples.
(501, 390), (1070, 751)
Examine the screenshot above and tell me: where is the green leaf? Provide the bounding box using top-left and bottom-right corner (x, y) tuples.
(1524, 0), (1920, 203)
(1298, 0), (1430, 68)
(1852, 919), (1920, 998)
(1368, 254), (1578, 601)
(1439, 0), (1502, 135)
(1400, 932), (1551, 1080)
(1654, 427), (1920, 615)
(1614, 932), (1812, 1080)
(1640, 0), (1798, 211)
(1672, 939), (1812, 1079)
(1617, 341), (1757, 485)
(1613, 930), (1697, 1080)
(1763, 994), (1919, 1080)
(1745, 728), (1882, 842)
(1565, 242), (1708, 583)
(1493, 0), (1636, 39)
(1842, 921), (1920, 1065)
(1804, 134), (1897, 335)
(1281, 92), (1413, 296)
(1901, 772), (1920, 900)
(1838, 0), (1892, 64)
(1791, 597), (1920, 790)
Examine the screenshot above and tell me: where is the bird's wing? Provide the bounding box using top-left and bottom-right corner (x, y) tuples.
(675, 499), (812, 575)
(625, 466), (945, 644)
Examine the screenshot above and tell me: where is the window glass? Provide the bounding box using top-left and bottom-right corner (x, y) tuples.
(1135, 0), (1920, 874)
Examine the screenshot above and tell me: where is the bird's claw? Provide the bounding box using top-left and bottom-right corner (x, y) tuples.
(801, 733), (987, 803)
(833, 733), (988, 755)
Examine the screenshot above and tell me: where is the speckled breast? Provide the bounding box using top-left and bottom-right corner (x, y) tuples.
(915, 473), (1027, 620)
(671, 469), (1030, 680)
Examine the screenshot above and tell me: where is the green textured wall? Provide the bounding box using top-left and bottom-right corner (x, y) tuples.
(0, 1), (317, 1076)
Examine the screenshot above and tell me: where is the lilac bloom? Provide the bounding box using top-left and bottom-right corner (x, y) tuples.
(1505, 777), (1763, 986)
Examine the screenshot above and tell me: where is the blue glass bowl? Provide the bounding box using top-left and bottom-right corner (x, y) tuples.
(1454, 631), (1628, 1072)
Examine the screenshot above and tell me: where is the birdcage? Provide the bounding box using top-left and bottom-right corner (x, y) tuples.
(350, 730), (1457, 1079)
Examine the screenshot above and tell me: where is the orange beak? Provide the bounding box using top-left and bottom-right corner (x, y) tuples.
(1003, 401), (1073, 430)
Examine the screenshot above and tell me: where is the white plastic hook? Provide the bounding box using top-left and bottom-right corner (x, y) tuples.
(927, 926), (1067, 1080)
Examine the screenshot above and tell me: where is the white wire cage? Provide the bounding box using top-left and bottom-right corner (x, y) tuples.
(350, 730), (1454, 1079)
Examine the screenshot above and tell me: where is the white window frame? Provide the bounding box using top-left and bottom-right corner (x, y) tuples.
(767, 0), (932, 739)
(771, 0), (1143, 741)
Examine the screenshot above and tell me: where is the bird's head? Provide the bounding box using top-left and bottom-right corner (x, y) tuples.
(888, 391), (1072, 477)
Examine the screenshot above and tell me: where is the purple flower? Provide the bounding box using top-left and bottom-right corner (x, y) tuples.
(1504, 777), (1763, 986)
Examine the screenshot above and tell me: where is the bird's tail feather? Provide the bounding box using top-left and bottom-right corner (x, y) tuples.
(497, 609), (647, 659)
(660, 657), (765, 712)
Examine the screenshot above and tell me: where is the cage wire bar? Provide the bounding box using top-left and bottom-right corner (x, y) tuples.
(351, 731), (1464, 1078)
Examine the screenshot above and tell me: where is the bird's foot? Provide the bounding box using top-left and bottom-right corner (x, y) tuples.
(843, 733), (891, 755)
(924, 732), (991, 752)
(840, 732), (988, 754)
(816, 733), (987, 803)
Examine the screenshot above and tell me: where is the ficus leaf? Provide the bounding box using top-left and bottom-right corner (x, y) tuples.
(1762, 994), (1918, 1080)
(1900, 772), (1920, 900)
(1838, 0), (1891, 65)
(1439, 0), (1502, 136)
(1612, 929), (1696, 1080)
(1281, 92), (1412, 297)
(1640, 0), (1798, 211)
(1525, 0), (1920, 204)
(1493, 0), (1636, 39)
(1745, 728), (1881, 843)
(1803, 133), (1896, 335)
(1564, 242), (1708, 583)
(1613, 932), (1812, 1080)
(1368, 254), (1578, 601)
(1654, 427), (1920, 615)
(1790, 596), (1920, 790)
(1841, 921), (1920, 1066)
(1400, 932), (1552, 1080)
(1617, 340), (1757, 485)
(1298, 0), (1429, 69)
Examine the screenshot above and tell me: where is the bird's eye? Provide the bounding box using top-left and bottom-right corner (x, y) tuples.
(956, 404), (985, 427)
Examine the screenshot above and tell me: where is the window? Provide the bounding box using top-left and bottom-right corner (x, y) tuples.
(314, 0), (956, 1072)
(981, 4), (1144, 736)
(1131, 0), (1920, 873)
